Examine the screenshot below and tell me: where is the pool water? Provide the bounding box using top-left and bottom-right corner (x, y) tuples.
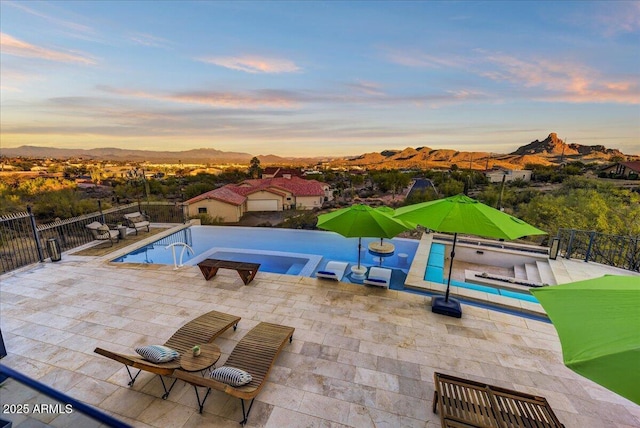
(113, 226), (418, 281)
(424, 243), (539, 303)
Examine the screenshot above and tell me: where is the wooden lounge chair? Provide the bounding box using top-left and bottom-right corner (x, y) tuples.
(433, 372), (564, 428)
(175, 322), (295, 425)
(94, 310), (240, 399)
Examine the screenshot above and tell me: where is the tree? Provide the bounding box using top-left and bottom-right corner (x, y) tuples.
(517, 178), (640, 236)
(248, 157), (262, 179)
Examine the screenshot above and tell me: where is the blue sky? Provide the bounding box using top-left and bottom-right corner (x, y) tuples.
(1, 1), (638, 156)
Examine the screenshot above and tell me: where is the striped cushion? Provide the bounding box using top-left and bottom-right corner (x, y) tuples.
(135, 345), (179, 363)
(210, 366), (252, 386)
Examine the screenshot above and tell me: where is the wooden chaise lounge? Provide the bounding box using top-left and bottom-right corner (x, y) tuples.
(94, 310), (241, 399)
(433, 372), (564, 428)
(174, 322), (295, 425)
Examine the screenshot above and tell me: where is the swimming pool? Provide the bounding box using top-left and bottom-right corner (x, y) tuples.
(113, 226), (419, 278)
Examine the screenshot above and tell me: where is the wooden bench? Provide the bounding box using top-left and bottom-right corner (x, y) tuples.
(433, 372), (564, 428)
(197, 258), (261, 285)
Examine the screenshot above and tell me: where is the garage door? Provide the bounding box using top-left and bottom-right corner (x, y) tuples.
(247, 199), (278, 211)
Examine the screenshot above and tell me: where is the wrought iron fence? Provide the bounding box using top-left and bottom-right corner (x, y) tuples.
(0, 209), (42, 273)
(1, 201), (186, 274)
(556, 228), (640, 272)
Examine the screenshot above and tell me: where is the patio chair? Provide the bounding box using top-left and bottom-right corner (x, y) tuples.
(433, 372), (564, 428)
(94, 310), (241, 399)
(174, 321), (295, 425)
(123, 211), (150, 235)
(316, 261), (348, 281)
(364, 266), (392, 288)
(85, 221), (119, 246)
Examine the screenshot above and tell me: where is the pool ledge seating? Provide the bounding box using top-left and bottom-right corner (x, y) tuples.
(316, 261), (349, 281)
(364, 267), (392, 288)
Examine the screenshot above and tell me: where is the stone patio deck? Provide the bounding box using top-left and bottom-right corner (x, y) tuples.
(1, 252), (639, 427)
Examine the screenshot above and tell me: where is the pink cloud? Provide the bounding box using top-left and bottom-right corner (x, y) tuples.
(480, 53), (639, 104)
(0, 33), (96, 65)
(346, 80), (385, 96)
(592, 2), (640, 36)
(197, 55), (300, 73)
(98, 86), (301, 108)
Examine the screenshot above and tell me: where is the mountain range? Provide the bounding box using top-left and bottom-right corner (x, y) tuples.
(1, 133), (635, 170)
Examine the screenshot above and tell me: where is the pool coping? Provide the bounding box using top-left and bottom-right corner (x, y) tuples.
(101, 222), (547, 317)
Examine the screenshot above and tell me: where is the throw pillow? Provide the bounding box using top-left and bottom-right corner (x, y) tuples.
(97, 224), (110, 233)
(129, 215), (145, 223)
(135, 345), (179, 363)
(210, 366), (252, 386)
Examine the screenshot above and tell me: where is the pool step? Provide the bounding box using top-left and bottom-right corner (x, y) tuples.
(514, 264), (528, 280)
(524, 262), (542, 283)
(535, 260), (556, 285)
(287, 263), (305, 275)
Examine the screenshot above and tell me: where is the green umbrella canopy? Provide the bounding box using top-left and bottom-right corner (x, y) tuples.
(530, 275), (640, 405)
(394, 194), (546, 240)
(317, 204), (411, 239)
(317, 204), (412, 269)
(374, 206), (417, 230)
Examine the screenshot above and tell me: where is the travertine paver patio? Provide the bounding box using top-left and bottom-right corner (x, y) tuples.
(1, 254), (639, 427)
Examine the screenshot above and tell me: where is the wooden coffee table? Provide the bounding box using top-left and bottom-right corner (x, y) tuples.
(179, 343), (221, 373)
(197, 258), (261, 285)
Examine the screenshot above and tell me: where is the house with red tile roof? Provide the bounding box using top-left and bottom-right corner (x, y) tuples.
(184, 176), (328, 222)
(599, 161), (640, 179)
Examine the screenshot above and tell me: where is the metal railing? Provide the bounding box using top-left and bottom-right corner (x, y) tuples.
(1, 201), (186, 274)
(556, 228), (640, 272)
(0, 365), (130, 427)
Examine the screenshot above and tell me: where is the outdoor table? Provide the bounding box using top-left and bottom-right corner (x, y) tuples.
(197, 258), (261, 285)
(179, 343), (221, 373)
(368, 241), (395, 266)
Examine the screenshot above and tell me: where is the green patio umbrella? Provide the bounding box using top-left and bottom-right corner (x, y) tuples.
(394, 194), (546, 317)
(530, 275), (640, 405)
(317, 204), (412, 270)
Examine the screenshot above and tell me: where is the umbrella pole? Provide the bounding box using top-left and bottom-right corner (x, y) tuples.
(444, 233), (457, 302)
(358, 237), (362, 269)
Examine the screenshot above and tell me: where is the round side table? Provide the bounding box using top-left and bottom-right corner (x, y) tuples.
(180, 343), (221, 373)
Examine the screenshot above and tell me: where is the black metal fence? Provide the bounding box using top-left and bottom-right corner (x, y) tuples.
(556, 228), (640, 272)
(1, 202), (186, 274)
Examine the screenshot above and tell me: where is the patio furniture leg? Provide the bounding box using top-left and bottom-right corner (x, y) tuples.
(194, 386), (211, 414)
(159, 376), (178, 399)
(240, 398), (255, 425)
(125, 366), (141, 386)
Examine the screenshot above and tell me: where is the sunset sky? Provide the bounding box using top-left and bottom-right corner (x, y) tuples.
(1, 1), (638, 156)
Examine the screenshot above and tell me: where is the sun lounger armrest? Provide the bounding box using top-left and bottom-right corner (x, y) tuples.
(94, 347), (137, 366)
(93, 347), (179, 374)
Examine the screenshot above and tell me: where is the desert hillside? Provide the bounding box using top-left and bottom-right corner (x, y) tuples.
(1, 133), (636, 169)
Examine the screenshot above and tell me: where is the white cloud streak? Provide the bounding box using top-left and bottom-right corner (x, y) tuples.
(0, 33), (96, 65)
(197, 55), (301, 73)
